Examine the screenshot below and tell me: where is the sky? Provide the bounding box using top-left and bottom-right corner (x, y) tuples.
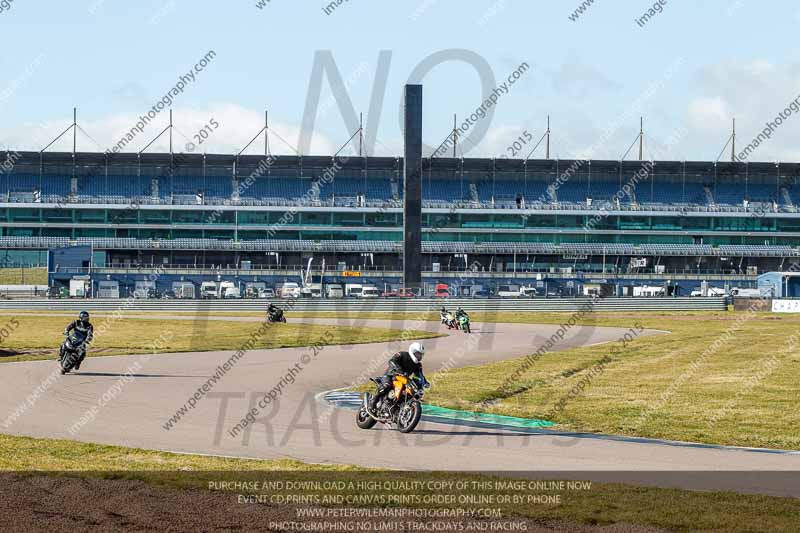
(1, 0), (800, 163)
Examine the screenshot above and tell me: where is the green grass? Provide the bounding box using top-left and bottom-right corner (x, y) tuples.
(0, 267), (47, 285)
(306, 310), (800, 450)
(1, 432), (799, 532)
(422, 311), (800, 450)
(0, 315), (440, 363)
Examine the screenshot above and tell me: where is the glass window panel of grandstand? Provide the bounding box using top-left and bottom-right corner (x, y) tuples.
(365, 211), (399, 227)
(75, 209), (104, 224)
(238, 211), (271, 225)
(44, 208), (74, 223)
(106, 208), (138, 224)
(302, 211), (332, 226)
(139, 210), (171, 224)
(171, 210), (206, 224)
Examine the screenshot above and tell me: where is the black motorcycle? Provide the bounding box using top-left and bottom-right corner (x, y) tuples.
(267, 307), (286, 323)
(357, 374), (427, 433)
(59, 330), (87, 374)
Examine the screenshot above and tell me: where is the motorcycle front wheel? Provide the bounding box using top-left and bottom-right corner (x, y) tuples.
(356, 407), (377, 429)
(60, 350), (76, 374)
(396, 400), (422, 433)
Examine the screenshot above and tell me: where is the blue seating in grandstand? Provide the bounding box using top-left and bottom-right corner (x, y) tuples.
(201, 176), (232, 198)
(239, 177), (269, 199)
(16, 172), (796, 211)
(588, 181), (627, 202)
(168, 176), (201, 195)
(554, 182), (586, 203)
(714, 184), (745, 205)
(745, 184), (777, 203)
(79, 175), (150, 198)
(366, 179), (392, 200)
(424, 179), (464, 202)
(7, 174), (71, 197)
(278, 178), (308, 199)
(639, 183), (706, 204)
(331, 178), (363, 198)
(522, 181), (551, 202)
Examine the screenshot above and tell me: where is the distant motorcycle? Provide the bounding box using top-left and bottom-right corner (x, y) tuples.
(457, 313), (471, 333)
(267, 308), (286, 323)
(357, 374), (427, 433)
(58, 330), (87, 374)
(440, 311), (458, 330)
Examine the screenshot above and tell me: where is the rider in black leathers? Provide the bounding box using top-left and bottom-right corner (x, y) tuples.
(267, 303), (283, 321)
(368, 342), (428, 413)
(62, 311), (93, 370)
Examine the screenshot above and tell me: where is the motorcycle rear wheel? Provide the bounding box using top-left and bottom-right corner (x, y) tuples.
(396, 400), (422, 433)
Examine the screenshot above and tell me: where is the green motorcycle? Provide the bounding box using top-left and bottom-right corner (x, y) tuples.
(457, 313), (471, 333)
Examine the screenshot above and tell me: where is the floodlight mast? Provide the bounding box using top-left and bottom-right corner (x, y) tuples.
(620, 118), (644, 161)
(546, 115), (550, 159)
(430, 115), (460, 159)
(40, 108), (78, 180)
(716, 118), (738, 163)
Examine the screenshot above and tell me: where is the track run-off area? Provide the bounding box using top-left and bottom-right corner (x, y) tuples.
(1, 314), (798, 497)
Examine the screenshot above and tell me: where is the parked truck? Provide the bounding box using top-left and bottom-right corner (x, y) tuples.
(325, 284), (344, 298)
(220, 281), (241, 298)
(200, 281), (220, 299)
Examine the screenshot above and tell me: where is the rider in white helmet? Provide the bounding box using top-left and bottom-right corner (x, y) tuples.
(368, 342), (429, 412)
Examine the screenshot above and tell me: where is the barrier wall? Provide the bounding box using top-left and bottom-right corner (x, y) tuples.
(0, 297), (729, 313)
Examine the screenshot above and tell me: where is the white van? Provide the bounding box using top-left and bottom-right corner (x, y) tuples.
(221, 282), (241, 298)
(326, 284), (344, 298)
(277, 282), (301, 299)
(496, 284), (521, 298)
(200, 281), (219, 299)
(345, 284), (363, 298)
(361, 285), (380, 298)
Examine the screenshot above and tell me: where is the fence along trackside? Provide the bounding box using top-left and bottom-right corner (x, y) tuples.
(0, 297), (728, 313)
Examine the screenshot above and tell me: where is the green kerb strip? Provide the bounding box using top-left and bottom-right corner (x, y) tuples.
(424, 405), (555, 428)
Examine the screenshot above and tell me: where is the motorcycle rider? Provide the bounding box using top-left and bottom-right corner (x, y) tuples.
(62, 311), (93, 370)
(368, 342), (429, 414)
(267, 303), (282, 321)
(455, 306), (467, 319)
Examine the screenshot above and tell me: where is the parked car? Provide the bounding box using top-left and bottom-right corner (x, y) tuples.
(258, 288), (276, 299)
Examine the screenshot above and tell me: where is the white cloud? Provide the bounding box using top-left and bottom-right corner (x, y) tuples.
(688, 97), (729, 129)
(0, 103), (337, 156)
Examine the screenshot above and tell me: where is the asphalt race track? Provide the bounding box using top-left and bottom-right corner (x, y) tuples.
(1, 316), (798, 497)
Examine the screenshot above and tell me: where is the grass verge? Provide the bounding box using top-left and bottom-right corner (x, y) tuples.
(0, 267), (47, 285)
(426, 311), (800, 450)
(0, 315), (440, 363)
(308, 310), (800, 450)
(1, 432), (798, 532)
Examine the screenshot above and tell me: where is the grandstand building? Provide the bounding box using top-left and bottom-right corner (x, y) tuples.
(2, 149), (800, 296)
